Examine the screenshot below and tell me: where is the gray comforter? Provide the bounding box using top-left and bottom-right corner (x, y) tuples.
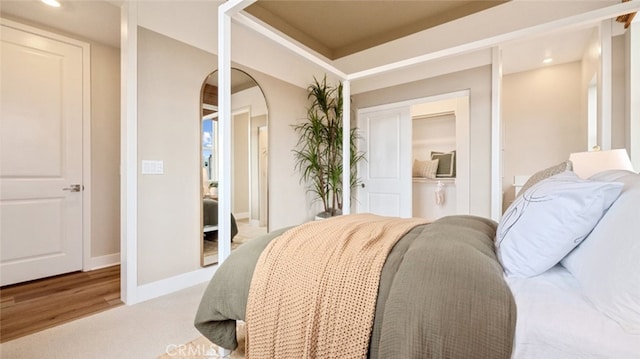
(203, 198), (238, 240)
(194, 215), (516, 359)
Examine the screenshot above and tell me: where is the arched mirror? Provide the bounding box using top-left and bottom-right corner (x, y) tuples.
(200, 68), (269, 266)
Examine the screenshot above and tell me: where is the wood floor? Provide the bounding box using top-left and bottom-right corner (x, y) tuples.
(0, 265), (122, 343)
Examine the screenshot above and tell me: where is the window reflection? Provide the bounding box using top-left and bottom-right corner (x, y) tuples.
(202, 118), (218, 183)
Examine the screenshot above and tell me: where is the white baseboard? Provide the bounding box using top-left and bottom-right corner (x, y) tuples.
(86, 253), (120, 271)
(134, 265), (218, 304)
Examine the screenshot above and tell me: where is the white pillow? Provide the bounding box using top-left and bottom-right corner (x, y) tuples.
(561, 170), (640, 334)
(496, 171), (623, 278)
(412, 159), (426, 177)
(412, 158), (439, 179)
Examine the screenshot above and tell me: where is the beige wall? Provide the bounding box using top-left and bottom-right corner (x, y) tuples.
(502, 61), (584, 209)
(136, 27), (309, 284)
(502, 37), (628, 212)
(137, 27), (210, 284)
(352, 66), (493, 218)
(90, 43), (121, 259)
(235, 72), (310, 230)
(612, 35), (627, 150)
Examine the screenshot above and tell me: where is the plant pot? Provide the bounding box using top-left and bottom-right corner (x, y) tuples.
(314, 209), (342, 220)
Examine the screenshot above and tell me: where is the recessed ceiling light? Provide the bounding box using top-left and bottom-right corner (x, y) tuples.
(543, 58), (553, 64)
(41, 0), (61, 8)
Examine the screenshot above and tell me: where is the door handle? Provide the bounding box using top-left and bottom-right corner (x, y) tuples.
(361, 183), (366, 188)
(62, 184), (82, 192)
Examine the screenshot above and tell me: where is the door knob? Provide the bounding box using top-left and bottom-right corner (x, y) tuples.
(361, 183), (366, 188)
(62, 184), (82, 192)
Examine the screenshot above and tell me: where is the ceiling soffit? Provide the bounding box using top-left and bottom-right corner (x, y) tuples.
(245, 0), (508, 60)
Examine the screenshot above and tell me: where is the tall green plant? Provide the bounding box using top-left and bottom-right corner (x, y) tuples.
(293, 76), (365, 217)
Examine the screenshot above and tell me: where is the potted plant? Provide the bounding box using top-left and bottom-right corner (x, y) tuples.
(293, 76), (365, 219)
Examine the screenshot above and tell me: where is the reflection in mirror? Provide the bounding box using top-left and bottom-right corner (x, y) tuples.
(200, 68), (269, 266)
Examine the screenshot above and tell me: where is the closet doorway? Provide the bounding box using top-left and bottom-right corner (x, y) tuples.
(356, 91), (470, 220)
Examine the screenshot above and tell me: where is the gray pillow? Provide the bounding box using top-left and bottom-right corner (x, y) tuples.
(431, 151), (456, 178)
(518, 160), (573, 196)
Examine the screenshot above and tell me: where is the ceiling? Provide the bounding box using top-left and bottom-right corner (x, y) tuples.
(0, 0), (121, 48)
(245, 0), (507, 60)
(0, 0), (627, 81)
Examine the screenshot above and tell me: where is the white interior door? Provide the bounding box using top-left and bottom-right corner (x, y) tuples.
(1, 23), (84, 286)
(356, 106), (412, 217)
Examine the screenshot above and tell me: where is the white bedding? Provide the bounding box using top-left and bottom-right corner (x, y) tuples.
(507, 265), (640, 359)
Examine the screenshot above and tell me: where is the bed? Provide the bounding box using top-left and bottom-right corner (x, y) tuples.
(498, 167), (640, 358)
(194, 168), (640, 358)
(508, 266), (640, 358)
(203, 198), (238, 240)
(195, 215), (515, 358)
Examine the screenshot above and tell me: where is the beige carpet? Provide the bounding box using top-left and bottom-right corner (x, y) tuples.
(158, 322), (246, 359)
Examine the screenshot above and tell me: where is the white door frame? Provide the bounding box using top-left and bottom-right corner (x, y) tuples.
(0, 18), (92, 273)
(356, 90), (470, 217)
(121, 2), (139, 304)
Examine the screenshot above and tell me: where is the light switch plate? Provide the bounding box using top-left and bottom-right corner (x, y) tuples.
(141, 160), (164, 174)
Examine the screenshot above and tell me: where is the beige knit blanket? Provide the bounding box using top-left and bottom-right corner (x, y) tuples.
(245, 213), (428, 359)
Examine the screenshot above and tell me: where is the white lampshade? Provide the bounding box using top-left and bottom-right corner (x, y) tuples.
(569, 148), (634, 179)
